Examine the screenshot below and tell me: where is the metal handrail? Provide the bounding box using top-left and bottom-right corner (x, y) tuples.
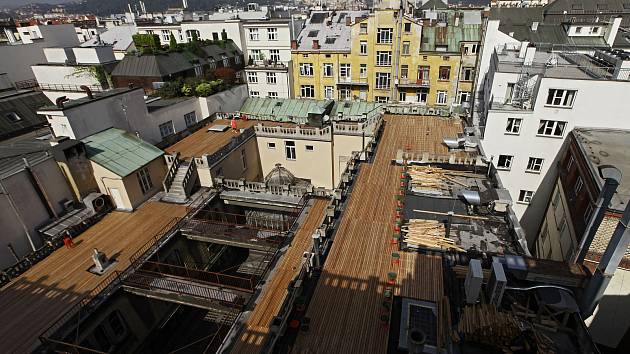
(162, 153), (181, 193)
(192, 210), (293, 232)
(38, 83), (105, 92)
(205, 126), (255, 166)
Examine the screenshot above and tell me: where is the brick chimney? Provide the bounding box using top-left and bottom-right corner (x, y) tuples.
(346, 16), (352, 26)
(291, 40), (298, 50)
(312, 40), (320, 50)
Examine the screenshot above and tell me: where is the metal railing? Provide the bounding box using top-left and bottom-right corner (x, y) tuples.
(214, 177), (313, 198)
(181, 158), (197, 197)
(128, 217), (183, 265)
(205, 126), (255, 166)
(38, 83), (105, 92)
(140, 261), (258, 293)
(162, 153), (181, 193)
(254, 124), (332, 141)
(398, 78), (430, 87)
(192, 210), (294, 232)
(181, 218), (285, 248)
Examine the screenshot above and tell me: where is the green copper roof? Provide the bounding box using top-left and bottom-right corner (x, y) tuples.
(81, 128), (163, 177)
(331, 101), (383, 119)
(238, 98), (334, 122)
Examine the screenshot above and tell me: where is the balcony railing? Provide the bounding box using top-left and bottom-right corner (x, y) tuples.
(254, 124), (332, 141)
(397, 78), (430, 87)
(38, 83), (106, 93)
(337, 76), (368, 85)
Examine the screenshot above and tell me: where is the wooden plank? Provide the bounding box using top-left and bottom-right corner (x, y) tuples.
(0, 201), (188, 353)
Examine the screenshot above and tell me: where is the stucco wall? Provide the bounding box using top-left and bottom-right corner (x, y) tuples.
(256, 136), (333, 189)
(206, 137), (262, 184)
(332, 133), (366, 188)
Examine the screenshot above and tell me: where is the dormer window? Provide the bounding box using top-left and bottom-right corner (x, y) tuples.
(575, 26), (582, 34)
(591, 27), (600, 34)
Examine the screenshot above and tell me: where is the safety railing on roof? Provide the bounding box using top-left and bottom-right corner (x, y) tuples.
(213, 177), (315, 199)
(38, 83), (105, 92)
(254, 124), (332, 141)
(204, 126), (255, 166)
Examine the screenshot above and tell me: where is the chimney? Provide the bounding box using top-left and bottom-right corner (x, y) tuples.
(518, 41), (529, 58)
(312, 40), (320, 50)
(291, 40), (298, 50)
(531, 21), (539, 31)
(346, 16), (352, 26)
(523, 44), (536, 65)
(605, 16), (623, 47)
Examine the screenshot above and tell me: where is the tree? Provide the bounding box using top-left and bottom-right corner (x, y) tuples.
(169, 33), (177, 50)
(214, 67), (236, 85)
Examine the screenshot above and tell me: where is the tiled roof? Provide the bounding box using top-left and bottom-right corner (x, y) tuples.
(295, 11), (368, 52)
(81, 128), (163, 177)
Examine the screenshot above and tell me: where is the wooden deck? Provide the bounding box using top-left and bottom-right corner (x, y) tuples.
(0, 201), (188, 353)
(292, 115), (462, 353)
(231, 197), (329, 354)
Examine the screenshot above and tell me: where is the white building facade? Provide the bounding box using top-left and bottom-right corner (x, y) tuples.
(479, 43), (630, 239)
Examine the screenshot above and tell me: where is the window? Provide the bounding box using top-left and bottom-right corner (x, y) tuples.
(240, 149), (247, 170)
(266, 72), (277, 84)
(268, 92), (278, 98)
(404, 22), (411, 32)
(538, 120), (567, 137)
(360, 41), (367, 55)
(360, 64), (367, 78)
(305, 145), (314, 151)
(518, 190), (534, 204)
(299, 63), (313, 76)
(400, 65), (408, 79)
(574, 176), (583, 196)
(375, 96), (389, 103)
(159, 121), (174, 138)
(137, 167), (153, 194)
(377, 28), (393, 44)
(417, 66), (430, 81)
(438, 66), (450, 80)
(161, 30), (170, 41)
(575, 26), (583, 34)
(178, 30), (184, 41)
(436, 91), (447, 105)
(376, 51), (392, 66)
(591, 26), (600, 34)
(402, 41), (410, 55)
(323, 63), (333, 77)
(285, 141), (296, 160)
(375, 72), (391, 89)
(324, 86), (334, 99)
(302, 54), (309, 58)
(301, 85), (315, 98)
(497, 155), (513, 170)
(249, 28), (259, 41)
(505, 118), (522, 134)
(584, 204), (594, 223)
(221, 55), (229, 67)
(250, 49), (262, 61)
(235, 55), (241, 64)
(267, 27), (278, 40)
(325, 54), (331, 58)
(461, 67), (474, 81)
(399, 91), (407, 102)
(186, 29), (199, 42)
(267, 142), (276, 149)
(457, 91), (470, 104)
(5, 112), (22, 123)
(505, 83), (515, 103)
(546, 89), (576, 107)
(567, 155), (575, 171)
(184, 111), (197, 127)
(339, 88), (351, 101)
(269, 49), (280, 62)
(416, 89), (428, 103)
(247, 72), (258, 83)
(339, 63), (351, 78)
(360, 23), (368, 34)
(249, 91), (260, 97)
(526, 157), (544, 172)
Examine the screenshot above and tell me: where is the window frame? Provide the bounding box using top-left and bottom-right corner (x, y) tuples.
(184, 111), (197, 128)
(300, 85), (315, 98)
(5, 112), (22, 123)
(545, 89), (577, 108)
(376, 51), (392, 66)
(267, 27), (278, 41)
(376, 28), (393, 44)
(269, 49), (280, 62)
(436, 90), (447, 105)
(299, 63), (314, 76)
(360, 41), (367, 55)
(375, 72), (391, 90)
(266, 72), (277, 84)
(496, 154), (513, 170)
(248, 28), (260, 41)
(159, 121), (175, 138)
(285, 140), (296, 160)
(537, 120), (567, 138)
(438, 66), (450, 81)
(137, 167), (153, 195)
(246, 72), (258, 83)
(526, 157), (544, 173)
(267, 142), (276, 149)
(518, 190), (534, 204)
(505, 118), (522, 135)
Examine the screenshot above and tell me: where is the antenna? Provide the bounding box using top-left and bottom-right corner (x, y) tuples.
(183, 0), (188, 9)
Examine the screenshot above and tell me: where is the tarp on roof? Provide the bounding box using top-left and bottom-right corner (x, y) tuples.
(81, 128), (163, 177)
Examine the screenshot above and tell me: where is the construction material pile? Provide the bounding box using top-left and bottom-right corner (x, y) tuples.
(402, 219), (464, 251)
(457, 304), (520, 347)
(407, 166), (471, 194)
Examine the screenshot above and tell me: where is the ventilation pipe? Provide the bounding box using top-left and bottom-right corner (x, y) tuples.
(80, 85), (93, 99)
(55, 96), (68, 109)
(408, 328), (426, 354)
(573, 165), (622, 263)
(581, 177), (630, 317)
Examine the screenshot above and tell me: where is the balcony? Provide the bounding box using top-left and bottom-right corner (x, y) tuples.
(396, 78), (430, 88)
(336, 76), (368, 86)
(254, 124), (332, 141)
(246, 59), (288, 71)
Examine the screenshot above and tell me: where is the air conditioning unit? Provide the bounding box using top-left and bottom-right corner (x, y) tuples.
(487, 261), (507, 306)
(465, 259), (483, 304)
(83, 192), (112, 215)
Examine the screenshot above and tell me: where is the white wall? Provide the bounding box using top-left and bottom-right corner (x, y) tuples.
(72, 47), (116, 64)
(243, 23), (292, 63)
(244, 69), (291, 98)
(181, 21), (245, 53)
(585, 268), (630, 348)
(481, 77), (630, 237)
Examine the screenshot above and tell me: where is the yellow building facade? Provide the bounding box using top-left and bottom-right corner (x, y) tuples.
(291, 9), (481, 107)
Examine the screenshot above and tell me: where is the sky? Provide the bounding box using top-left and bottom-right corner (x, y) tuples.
(0, 0), (76, 8)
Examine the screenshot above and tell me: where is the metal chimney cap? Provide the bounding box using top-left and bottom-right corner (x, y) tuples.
(598, 165), (622, 184)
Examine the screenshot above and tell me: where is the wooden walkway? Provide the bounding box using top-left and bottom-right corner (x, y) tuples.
(166, 119), (257, 159)
(292, 115), (462, 353)
(0, 201), (188, 353)
(231, 198), (329, 354)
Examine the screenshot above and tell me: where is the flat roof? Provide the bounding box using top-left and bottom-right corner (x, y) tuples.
(573, 127), (630, 212)
(292, 115), (463, 352)
(0, 201), (188, 353)
(295, 11), (368, 52)
(38, 87), (141, 112)
(165, 119), (257, 159)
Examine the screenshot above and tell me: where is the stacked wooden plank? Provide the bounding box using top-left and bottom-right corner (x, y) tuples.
(402, 219), (465, 252)
(407, 166), (450, 194)
(456, 304), (520, 347)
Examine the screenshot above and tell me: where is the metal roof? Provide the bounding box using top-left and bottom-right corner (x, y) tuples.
(238, 97), (333, 121)
(0, 139), (52, 179)
(0, 90), (50, 141)
(81, 128), (163, 177)
(111, 51), (196, 78)
(331, 101), (383, 119)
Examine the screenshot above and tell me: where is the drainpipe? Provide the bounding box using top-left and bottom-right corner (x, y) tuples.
(573, 165), (621, 264)
(580, 187), (630, 317)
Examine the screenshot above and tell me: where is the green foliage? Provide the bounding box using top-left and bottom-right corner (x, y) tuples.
(169, 33), (177, 50)
(132, 34), (161, 51)
(66, 66), (112, 88)
(154, 80), (183, 98)
(181, 83), (193, 96)
(154, 76), (230, 98)
(195, 82), (214, 97)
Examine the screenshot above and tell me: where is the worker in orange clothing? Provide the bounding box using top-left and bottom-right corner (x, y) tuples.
(231, 118), (238, 133)
(63, 232), (75, 249)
